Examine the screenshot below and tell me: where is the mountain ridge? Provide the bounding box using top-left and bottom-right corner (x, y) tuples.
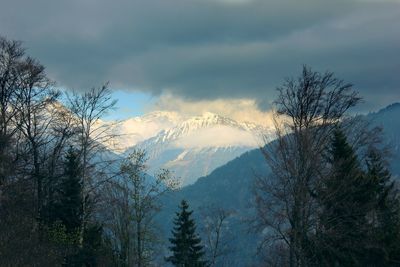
(155, 102), (400, 266)
(120, 112), (270, 185)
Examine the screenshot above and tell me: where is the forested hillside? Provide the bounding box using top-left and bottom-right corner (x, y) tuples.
(156, 102), (400, 265)
(1, 36), (400, 266)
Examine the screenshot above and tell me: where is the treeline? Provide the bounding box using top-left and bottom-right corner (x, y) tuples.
(255, 66), (400, 266)
(0, 36), (120, 265)
(0, 36), (226, 267)
(1, 35), (400, 267)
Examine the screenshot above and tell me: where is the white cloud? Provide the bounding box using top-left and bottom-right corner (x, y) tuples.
(99, 111), (182, 152)
(172, 125), (260, 148)
(152, 94), (275, 127)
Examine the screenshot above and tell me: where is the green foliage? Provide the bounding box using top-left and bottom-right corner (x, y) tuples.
(167, 200), (206, 267)
(47, 221), (80, 246)
(55, 147), (83, 233)
(316, 130), (370, 265)
(0, 36), (117, 266)
(365, 149), (400, 265)
(314, 129), (400, 266)
(71, 224), (104, 267)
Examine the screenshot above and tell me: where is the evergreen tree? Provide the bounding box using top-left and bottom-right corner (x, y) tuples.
(56, 146), (83, 234)
(48, 147), (84, 266)
(311, 130), (400, 266)
(315, 129), (372, 266)
(365, 149), (400, 265)
(55, 148), (108, 266)
(167, 200), (206, 267)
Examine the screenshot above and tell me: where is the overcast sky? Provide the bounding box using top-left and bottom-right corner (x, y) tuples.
(1, 0), (399, 120)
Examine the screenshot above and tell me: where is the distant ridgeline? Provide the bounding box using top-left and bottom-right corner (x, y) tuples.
(156, 102), (400, 266)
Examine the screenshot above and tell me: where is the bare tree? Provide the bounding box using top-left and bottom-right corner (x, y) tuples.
(42, 102), (78, 223)
(254, 65), (361, 266)
(0, 36), (123, 265)
(200, 206), (234, 267)
(104, 178), (136, 266)
(0, 36), (71, 265)
(0, 37), (25, 135)
(67, 84), (117, 246)
(0, 37), (25, 185)
(104, 149), (177, 267)
(11, 53), (59, 225)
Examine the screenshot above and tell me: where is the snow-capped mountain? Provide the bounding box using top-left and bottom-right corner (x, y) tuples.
(155, 103), (400, 266)
(105, 111), (183, 152)
(124, 112), (273, 186)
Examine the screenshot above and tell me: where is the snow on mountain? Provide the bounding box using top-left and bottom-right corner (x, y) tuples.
(155, 103), (400, 266)
(105, 111), (183, 152)
(140, 112), (266, 148)
(124, 112), (274, 186)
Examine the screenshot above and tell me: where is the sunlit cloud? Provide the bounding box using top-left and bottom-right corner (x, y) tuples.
(1, 0), (398, 112)
(151, 93), (275, 127)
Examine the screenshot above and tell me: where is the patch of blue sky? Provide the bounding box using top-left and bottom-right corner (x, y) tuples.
(104, 89), (155, 121)
(57, 87), (155, 121)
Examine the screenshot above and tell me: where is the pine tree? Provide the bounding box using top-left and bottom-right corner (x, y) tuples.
(56, 146), (83, 234)
(365, 149), (400, 265)
(55, 147), (107, 266)
(316, 129), (371, 266)
(44, 147), (85, 266)
(167, 200), (206, 267)
(312, 130), (400, 266)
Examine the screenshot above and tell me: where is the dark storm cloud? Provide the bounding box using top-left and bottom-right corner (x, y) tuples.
(0, 0), (399, 110)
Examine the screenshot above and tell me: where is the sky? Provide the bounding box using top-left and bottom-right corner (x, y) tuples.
(105, 90), (156, 120)
(1, 0), (399, 122)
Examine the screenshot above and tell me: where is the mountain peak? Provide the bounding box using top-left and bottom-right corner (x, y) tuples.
(140, 111), (182, 122)
(122, 111), (273, 185)
(201, 111), (220, 118)
(177, 113), (242, 134)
